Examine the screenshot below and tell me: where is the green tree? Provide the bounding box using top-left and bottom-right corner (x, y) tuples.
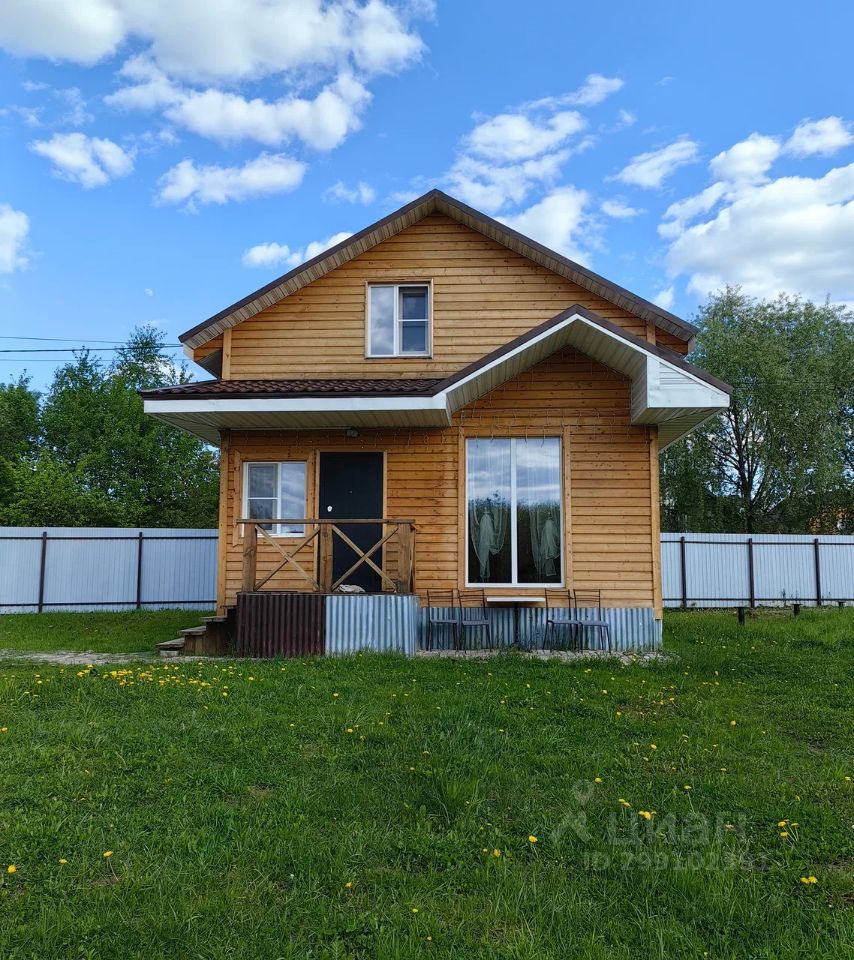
(661, 288), (854, 533)
(6, 326), (219, 528)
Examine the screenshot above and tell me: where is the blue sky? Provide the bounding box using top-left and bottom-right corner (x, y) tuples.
(1, 0), (853, 387)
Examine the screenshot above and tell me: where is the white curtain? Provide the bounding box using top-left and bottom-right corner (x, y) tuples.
(468, 440), (510, 580)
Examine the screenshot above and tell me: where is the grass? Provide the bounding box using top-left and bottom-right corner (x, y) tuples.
(1, 609), (853, 958)
(0, 609), (212, 653)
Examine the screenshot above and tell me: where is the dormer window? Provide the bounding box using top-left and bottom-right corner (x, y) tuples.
(367, 283), (431, 357)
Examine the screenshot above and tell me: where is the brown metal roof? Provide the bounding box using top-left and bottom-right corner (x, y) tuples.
(141, 377), (444, 401)
(180, 189), (698, 350)
(147, 305), (730, 404)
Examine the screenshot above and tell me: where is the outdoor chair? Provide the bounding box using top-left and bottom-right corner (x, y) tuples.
(542, 588), (612, 653)
(425, 589), (459, 650)
(456, 588), (493, 649)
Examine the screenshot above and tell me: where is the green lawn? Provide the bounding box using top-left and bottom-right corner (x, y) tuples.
(0, 609), (211, 653)
(1, 610), (853, 958)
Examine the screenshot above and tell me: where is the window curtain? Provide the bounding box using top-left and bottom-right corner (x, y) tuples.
(520, 438), (561, 583)
(467, 440), (510, 581)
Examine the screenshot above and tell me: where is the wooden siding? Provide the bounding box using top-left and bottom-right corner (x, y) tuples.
(219, 345), (658, 612)
(217, 214), (660, 379)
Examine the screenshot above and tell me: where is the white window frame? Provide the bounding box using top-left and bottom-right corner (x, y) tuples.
(243, 460), (307, 538)
(464, 437), (564, 588)
(366, 281), (432, 358)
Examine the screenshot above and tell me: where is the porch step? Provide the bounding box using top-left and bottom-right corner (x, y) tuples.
(157, 637), (185, 658)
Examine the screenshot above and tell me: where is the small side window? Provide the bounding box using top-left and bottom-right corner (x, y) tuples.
(368, 283), (430, 357)
(245, 461), (307, 536)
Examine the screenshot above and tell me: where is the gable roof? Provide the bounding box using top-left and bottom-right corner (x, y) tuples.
(180, 189), (698, 351)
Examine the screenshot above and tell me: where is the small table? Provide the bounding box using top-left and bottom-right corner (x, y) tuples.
(486, 595), (545, 648)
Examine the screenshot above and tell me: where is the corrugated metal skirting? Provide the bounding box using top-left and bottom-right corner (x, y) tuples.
(236, 592), (325, 657)
(417, 607), (661, 651)
(325, 594), (419, 656)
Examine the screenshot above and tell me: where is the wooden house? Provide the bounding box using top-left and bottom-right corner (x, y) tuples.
(143, 190), (730, 654)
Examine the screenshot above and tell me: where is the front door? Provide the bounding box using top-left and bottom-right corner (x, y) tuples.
(318, 452), (384, 592)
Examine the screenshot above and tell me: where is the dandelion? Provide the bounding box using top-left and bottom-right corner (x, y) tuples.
(638, 810), (653, 821)
(58, 859), (68, 865)
(332, 693), (339, 698)
(528, 835), (538, 843)
(650, 744), (657, 751)
(103, 851), (113, 858)
(800, 875), (818, 885)
(779, 831), (789, 838)
(344, 881), (353, 889)
(346, 728), (354, 734)
(594, 777), (603, 784)
(778, 820), (788, 827)
(730, 720), (737, 726)
(411, 907), (419, 913)
(6, 865), (15, 874)
(618, 798), (631, 808)
(493, 848), (501, 857)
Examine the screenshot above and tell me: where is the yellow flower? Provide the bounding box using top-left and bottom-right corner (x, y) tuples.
(683, 785), (692, 791)
(103, 851), (113, 858)
(344, 881), (353, 889)
(638, 810), (653, 821)
(779, 831), (789, 838)
(777, 820), (788, 827)
(730, 720), (737, 726)
(528, 835), (538, 843)
(800, 875), (818, 884)
(58, 859), (68, 865)
(650, 744), (657, 751)
(346, 728), (354, 734)
(618, 798), (631, 808)
(332, 692), (339, 698)
(493, 848), (501, 857)
(594, 777), (603, 784)
(411, 907), (419, 913)
(6, 865), (15, 874)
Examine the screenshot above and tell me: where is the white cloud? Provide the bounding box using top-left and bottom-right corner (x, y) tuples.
(663, 161), (854, 303)
(242, 230), (352, 268)
(613, 137), (699, 189)
(447, 150), (570, 214)
(465, 110), (585, 162)
(526, 74), (624, 110)
(0, 0), (426, 82)
(501, 186), (591, 262)
(0, 203), (30, 272)
(29, 132), (133, 187)
(652, 286), (675, 310)
(600, 198), (642, 219)
(144, 287), (154, 296)
(169, 75), (370, 150)
(659, 182), (727, 239)
(709, 133), (780, 183)
(786, 117), (854, 157)
(157, 153), (306, 209)
(57, 86), (93, 126)
(324, 180), (376, 204)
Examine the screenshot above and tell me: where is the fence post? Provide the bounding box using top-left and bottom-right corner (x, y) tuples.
(679, 536), (688, 608)
(812, 538), (822, 607)
(136, 531), (144, 610)
(37, 531), (48, 613)
(242, 523), (258, 593)
(747, 537), (755, 608)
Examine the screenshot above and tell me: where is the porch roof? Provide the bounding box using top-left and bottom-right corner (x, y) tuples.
(143, 305), (730, 448)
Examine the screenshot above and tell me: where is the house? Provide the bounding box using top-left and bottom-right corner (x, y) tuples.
(143, 190), (730, 654)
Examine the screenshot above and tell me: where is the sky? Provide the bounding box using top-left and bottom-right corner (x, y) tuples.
(1, 0), (853, 388)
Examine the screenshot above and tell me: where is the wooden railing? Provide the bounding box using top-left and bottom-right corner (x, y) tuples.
(237, 518), (416, 594)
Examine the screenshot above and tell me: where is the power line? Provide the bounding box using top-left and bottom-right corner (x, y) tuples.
(0, 346), (182, 354)
(0, 336), (138, 344)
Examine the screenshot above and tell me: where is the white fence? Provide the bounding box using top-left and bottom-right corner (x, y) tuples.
(0, 528), (217, 613)
(662, 532), (854, 607)
(1, 528), (853, 613)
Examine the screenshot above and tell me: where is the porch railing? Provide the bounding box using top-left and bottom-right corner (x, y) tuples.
(237, 518), (416, 595)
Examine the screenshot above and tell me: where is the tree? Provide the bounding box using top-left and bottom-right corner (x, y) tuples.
(2, 326), (219, 528)
(661, 288), (854, 533)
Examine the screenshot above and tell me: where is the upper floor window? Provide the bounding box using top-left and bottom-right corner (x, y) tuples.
(367, 283), (431, 357)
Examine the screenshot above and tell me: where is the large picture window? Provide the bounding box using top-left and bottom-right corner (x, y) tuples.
(466, 438), (563, 586)
(244, 461), (307, 536)
(367, 283), (431, 357)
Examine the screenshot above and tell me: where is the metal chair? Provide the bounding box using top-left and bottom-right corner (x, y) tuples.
(425, 589), (459, 650)
(457, 589), (493, 649)
(542, 589), (575, 650)
(543, 588), (612, 652)
(571, 589), (612, 652)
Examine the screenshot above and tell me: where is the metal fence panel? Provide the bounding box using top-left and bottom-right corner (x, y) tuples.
(0, 528), (217, 613)
(325, 594), (419, 655)
(662, 532), (854, 607)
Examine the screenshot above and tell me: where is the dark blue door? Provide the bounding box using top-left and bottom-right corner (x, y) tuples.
(318, 452), (384, 592)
